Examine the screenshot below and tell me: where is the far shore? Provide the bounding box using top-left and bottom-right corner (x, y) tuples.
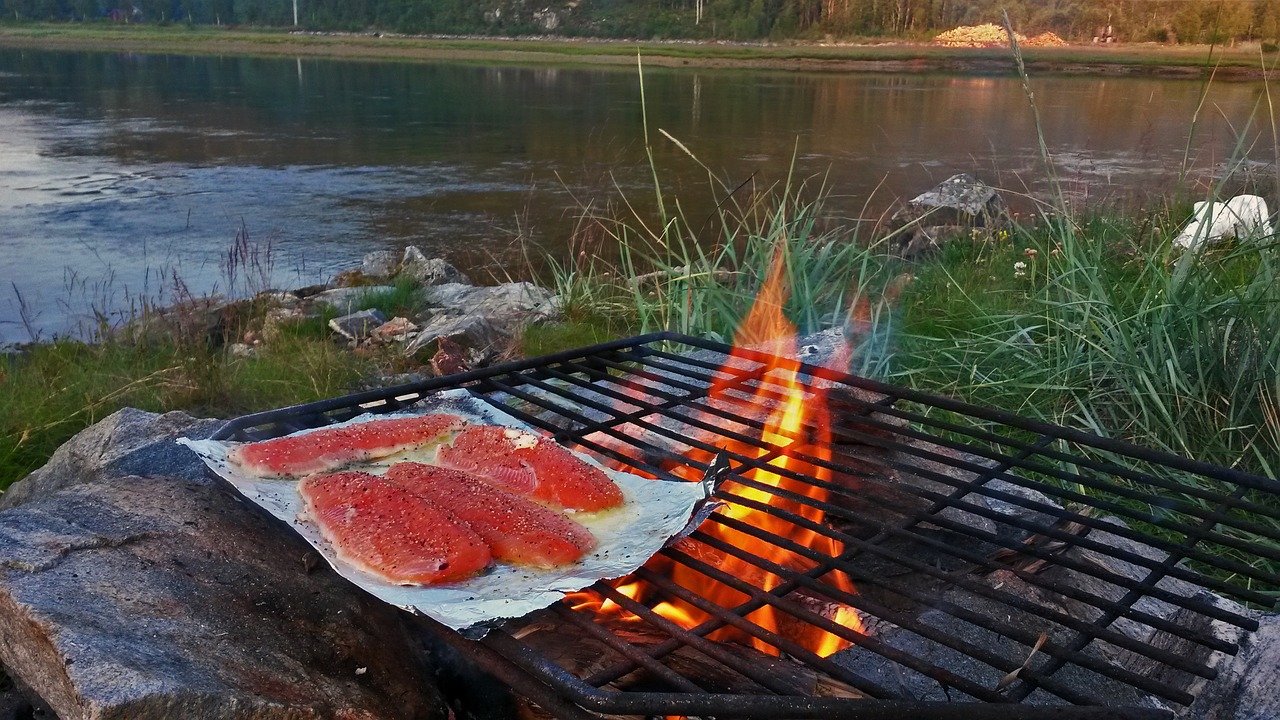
(0, 23), (1274, 78)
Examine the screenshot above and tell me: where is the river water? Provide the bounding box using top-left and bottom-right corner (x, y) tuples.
(0, 48), (1269, 340)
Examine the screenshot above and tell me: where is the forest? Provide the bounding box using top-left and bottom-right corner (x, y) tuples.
(2, 0), (1278, 45)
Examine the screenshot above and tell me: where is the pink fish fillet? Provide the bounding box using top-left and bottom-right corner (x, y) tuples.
(299, 470), (492, 585)
(228, 413), (468, 477)
(435, 425), (624, 512)
(385, 462), (598, 569)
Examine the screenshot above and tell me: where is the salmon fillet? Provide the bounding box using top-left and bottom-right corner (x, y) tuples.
(299, 470), (491, 585)
(385, 462), (598, 569)
(435, 425), (624, 512)
(229, 413), (467, 477)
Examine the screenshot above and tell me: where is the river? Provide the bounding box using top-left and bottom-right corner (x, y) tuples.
(0, 48), (1269, 341)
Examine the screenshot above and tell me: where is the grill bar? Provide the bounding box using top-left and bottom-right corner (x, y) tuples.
(545, 350), (1279, 609)
(499, 361), (1258, 630)
(213, 332), (1279, 719)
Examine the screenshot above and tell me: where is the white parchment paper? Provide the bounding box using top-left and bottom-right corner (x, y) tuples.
(180, 389), (709, 630)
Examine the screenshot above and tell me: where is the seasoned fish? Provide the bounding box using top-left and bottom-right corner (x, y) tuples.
(299, 470), (491, 585)
(229, 414), (467, 477)
(436, 425), (624, 512)
(385, 462), (598, 569)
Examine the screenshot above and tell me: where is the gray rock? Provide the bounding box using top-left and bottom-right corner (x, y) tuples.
(361, 250), (402, 278)
(401, 247), (470, 287)
(0, 408), (223, 511)
(403, 313), (506, 365)
(891, 174), (1008, 257)
(403, 282), (559, 364)
(308, 286), (395, 315)
(328, 309), (388, 341)
(422, 282), (557, 320)
(1187, 612), (1280, 719)
(0, 474), (446, 720)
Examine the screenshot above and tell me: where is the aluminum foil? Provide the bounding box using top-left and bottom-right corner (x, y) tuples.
(179, 389), (709, 631)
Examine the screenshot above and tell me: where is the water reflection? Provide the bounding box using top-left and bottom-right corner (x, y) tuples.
(0, 48), (1267, 339)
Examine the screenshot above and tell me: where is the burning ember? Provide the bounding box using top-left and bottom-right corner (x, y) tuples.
(568, 249), (867, 658)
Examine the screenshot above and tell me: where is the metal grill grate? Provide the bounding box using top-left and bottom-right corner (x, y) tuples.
(214, 332), (1280, 720)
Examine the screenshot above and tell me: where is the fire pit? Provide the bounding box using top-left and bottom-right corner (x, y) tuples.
(213, 331), (1279, 720)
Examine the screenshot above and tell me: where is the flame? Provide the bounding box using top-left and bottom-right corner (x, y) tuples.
(568, 246), (868, 658)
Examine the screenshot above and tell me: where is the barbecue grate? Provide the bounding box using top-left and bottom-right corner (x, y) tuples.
(213, 332), (1280, 720)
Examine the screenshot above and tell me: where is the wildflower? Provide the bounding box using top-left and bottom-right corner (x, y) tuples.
(1014, 261), (1028, 277)
(1023, 247), (1039, 259)
(1050, 244), (1062, 257)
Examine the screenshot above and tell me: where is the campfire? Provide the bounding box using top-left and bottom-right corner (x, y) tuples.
(216, 258), (1280, 717)
(565, 249), (868, 659)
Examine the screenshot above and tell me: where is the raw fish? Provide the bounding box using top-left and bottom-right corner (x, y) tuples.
(299, 470), (491, 585)
(229, 413), (467, 477)
(436, 425), (624, 511)
(385, 462), (597, 569)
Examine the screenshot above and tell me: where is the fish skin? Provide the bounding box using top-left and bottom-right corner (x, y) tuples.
(299, 470), (492, 585)
(436, 425), (624, 511)
(385, 462), (598, 569)
(229, 413), (468, 477)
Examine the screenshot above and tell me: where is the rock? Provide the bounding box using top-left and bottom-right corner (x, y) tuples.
(0, 408), (223, 511)
(402, 282), (559, 364)
(308, 286), (394, 315)
(227, 342), (256, 358)
(404, 313), (506, 367)
(361, 250), (402, 278)
(891, 173), (1008, 257)
(117, 295), (239, 346)
(401, 247), (470, 287)
(422, 282), (557, 320)
(329, 309), (388, 342)
(0, 475), (446, 720)
(369, 316), (418, 343)
(1187, 613), (1280, 719)
(261, 305), (311, 343)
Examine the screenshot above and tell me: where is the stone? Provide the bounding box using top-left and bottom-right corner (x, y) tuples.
(422, 282), (557, 320)
(401, 247), (470, 287)
(307, 286), (394, 315)
(403, 313), (506, 367)
(328, 308), (388, 341)
(1187, 613), (1280, 719)
(116, 295), (239, 346)
(369, 316), (418, 343)
(227, 341), (256, 358)
(891, 173), (1008, 257)
(261, 305), (311, 343)
(403, 282), (560, 364)
(360, 249), (402, 278)
(0, 475), (446, 719)
(0, 408), (223, 511)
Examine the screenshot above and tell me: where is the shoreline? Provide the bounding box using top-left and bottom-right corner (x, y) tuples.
(0, 24), (1271, 78)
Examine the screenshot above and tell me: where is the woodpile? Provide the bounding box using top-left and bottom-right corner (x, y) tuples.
(933, 24), (1068, 47)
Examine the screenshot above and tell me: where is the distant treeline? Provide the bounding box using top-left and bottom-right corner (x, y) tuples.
(4, 0), (1279, 44)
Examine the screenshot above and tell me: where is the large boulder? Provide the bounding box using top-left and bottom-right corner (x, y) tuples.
(0, 411), (449, 719)
(404, 282), (560, 365)
(890, 173), (1008, 257)
(0, 408), (223, 511)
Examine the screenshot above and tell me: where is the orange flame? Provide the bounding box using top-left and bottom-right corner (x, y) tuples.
(568, 247), (866, 658)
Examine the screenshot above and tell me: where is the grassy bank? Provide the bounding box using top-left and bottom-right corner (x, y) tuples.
(0, 300), (387, 490)
(0, 23), (1276, 76)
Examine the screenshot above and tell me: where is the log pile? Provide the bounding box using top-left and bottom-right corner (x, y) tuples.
(933, 24), (1068, 47)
